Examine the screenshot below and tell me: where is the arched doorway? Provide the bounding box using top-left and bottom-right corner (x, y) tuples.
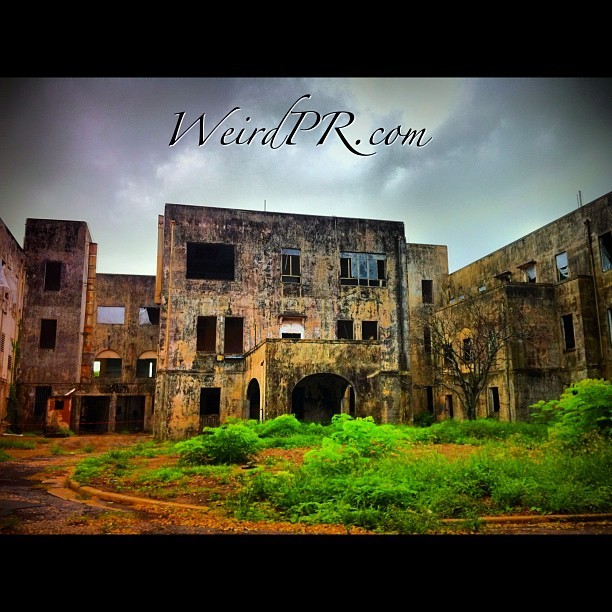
(247, 378), (261, 421)
(292, 373), (354, 424)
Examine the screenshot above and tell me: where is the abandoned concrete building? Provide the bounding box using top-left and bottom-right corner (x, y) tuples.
(0, 190), (610, 439)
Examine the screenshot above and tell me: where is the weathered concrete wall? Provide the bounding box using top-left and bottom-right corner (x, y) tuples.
(154, 205), (409, 439)
(18, 219), (91, 428)
(0, 218), (26, 431)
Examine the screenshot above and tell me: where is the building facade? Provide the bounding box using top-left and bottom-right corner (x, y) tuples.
(1, 190), (610, 439)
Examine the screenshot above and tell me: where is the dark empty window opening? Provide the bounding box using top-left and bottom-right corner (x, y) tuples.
(282, 333), (301, 338)
(44, 261), (61, 291)
(224, 317), (244, 354)
(426, 386), (434, 413)
(54, 399), (64, 410)
(200, 388), (221, 416)
(362, 321), (378, 340)
(139, 307), (160, 325)
(489, 387), (500, 413)
(136, 358), (157, 378)
(337, 319), (354, 339)
(197, 316), (216, 352)
(445, 394), (454, 418)
(281, 248), (301, 283)
(340, 252), (386, 287)
(34, 386), (52, 417)
(561, 314), (576, 350)
(187, 242), (235, 280)
(39, 319), (57, 349)
(463, 337), (473, 362)
(422, 279), (433, 304)
(599, 232), (612, 272)
(424, 326), (432, 354)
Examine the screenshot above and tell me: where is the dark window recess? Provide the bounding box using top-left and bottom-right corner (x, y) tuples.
(39, 319), (57, 349)
(54, 399), (64, 410)
(422, 279), (433, 304)
(186, 242), (235, 280)
(463, 338), (473, 362)
(34, 386), (52, 417)
(281, 249), (301, 283)
(489, 387), (500, 413)
(200, 388), (221, 416)
(599, 232), (612, 272)
(95, 358), (122, 378)
(445, 394), (454, 418)
(44, 261), (61, 291)
(139, 307), (160, 325)
(197, 316), (216, 352)
(362, 321), (378, 340)
(424, 326), (432, 354)
(444, 343), (453, 365)
(561, 314), (576, 350)
(426, 386), (434, 413)
(136, 358), (157, 378)
(224, 317), (243, 353)
(337, 319), (353, 339)
(282, 333), (301, 338)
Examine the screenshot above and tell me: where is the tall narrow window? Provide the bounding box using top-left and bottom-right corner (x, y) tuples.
(197, 316), (216, 352)
(463, 337), (473, 362)
(608, 309), (612, 345)
(281, 248), (301, 283)
(39, 319), (57, 349)
(489, 387), (500, 413)
(362, 321), (378, 340)
(44, 261), (61, 291)
(599, 232), (612, 272)
(445, 394), (454, 418)
(34, 386), (52, 417)
(421, 279), (433, 304)
(424, 326), (432, 354)
(561, 314), (576, 350)
(426, 386), (434, 413)
(224, 317), (243, 354)
(337, 319), (354, 339)
(556, 251), (569, 281)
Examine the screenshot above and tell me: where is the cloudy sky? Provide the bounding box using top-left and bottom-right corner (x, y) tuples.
(1, 76), (610, 275)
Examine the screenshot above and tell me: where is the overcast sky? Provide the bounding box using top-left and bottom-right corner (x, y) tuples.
(1, 77), (610, 276)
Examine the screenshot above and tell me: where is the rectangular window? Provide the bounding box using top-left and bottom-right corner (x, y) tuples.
(521, 263), (537, 283)
(138, 307), (160, 325)
(489, 387), (500, 413)
(422, 279), (433, 304)
(556, 251), (569, 281)
(44, 261), (61, 291)
(337, 319), (354, 339)
(561, 314), (576, 350)
(0, 332), (4, 353)
(463, 337), (473, 362)
(424, 326), (432, 354)
(186, 242), (235, 280)
(608, 308), (612, 345)
(340, 252), (386, 287)
(281, 248), (301, 283)
(224, 317), (243, 354)
(445, 394), (454, 418)
(136, 358), (157, 378)
(39, 319), (57, 349)
(426, 386), (434, 413)
(200, 388), (221, 429)
(97, 306), (125, 324)
(599, 232), (612, 272)
(197, 316), (217, 352)
(93, 358), (122, 378)
(362, 321), (378, 340)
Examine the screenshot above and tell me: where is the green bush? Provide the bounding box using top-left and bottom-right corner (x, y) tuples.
(257, 414), (302, 438)
(175, 422), (264, 466)
(530, 379), (612, 450)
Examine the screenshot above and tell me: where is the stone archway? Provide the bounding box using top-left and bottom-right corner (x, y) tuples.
(291, 373), (354, 424)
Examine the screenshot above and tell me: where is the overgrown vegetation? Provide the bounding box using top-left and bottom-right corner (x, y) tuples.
(67, 380), (611, 534)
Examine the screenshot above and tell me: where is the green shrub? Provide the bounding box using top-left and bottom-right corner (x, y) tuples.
(257, 414), (302, 438)
(175, 422), (263, 466)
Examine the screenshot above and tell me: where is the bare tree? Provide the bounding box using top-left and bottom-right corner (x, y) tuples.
(420, 292), (530, 420)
